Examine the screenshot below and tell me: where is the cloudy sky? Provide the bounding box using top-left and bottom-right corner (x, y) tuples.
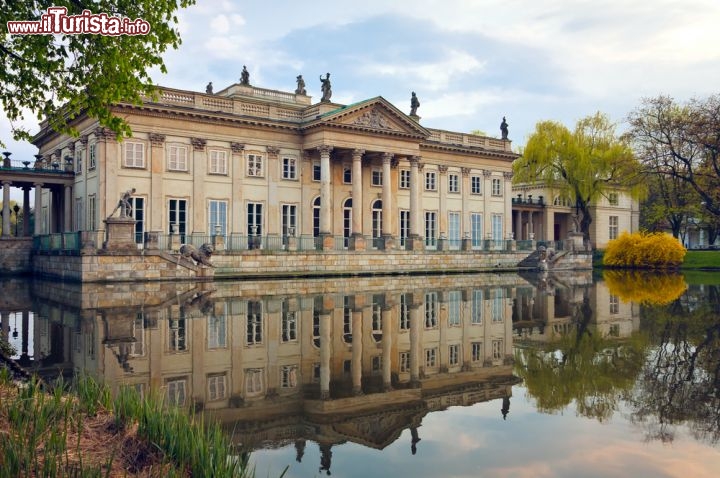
(3, 0), (720, 170)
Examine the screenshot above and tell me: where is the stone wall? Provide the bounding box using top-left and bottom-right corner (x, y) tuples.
(29, 248), (591, 283)
(0, 238), (33, 275)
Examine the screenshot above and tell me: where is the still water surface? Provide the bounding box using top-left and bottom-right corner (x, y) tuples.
(2, 270), (719, 477)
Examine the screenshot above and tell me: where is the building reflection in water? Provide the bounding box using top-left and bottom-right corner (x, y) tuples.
(0, 271), (639, 473)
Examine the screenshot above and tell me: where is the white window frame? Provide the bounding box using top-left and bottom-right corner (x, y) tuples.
(281, 365), (298, 388)
(448, 173), (459, 193)
(168, 144), (188, 172)
(87, 194), (97, 231)
(209, 149), (228, 175)
(88, 143), (96, 170)
(282, 156), (297, 180)
(608, 192), (619, 206)
(448, 291), (461, 326)
(247, 153), (264, 177)
(123, 141), (145, 168)
(207, 373), (227, 401)
(425, 171), (437, 191)
(449, 344), (460, 366)
(491, 177), (502, 196)
(425, 292), (438, 328)
(208, 200), (227, 237)
(372, 168), (383, 187)
(343, 166), (352, 184)
(609, 215), (619, 240)
(471, 176), (482, 195)
(471, 213), (483, 248)
(399, 169), (410, 189)
(246, 301), (263, 345)
(312, 161), (321, 181)
(208, 313), (227, 349)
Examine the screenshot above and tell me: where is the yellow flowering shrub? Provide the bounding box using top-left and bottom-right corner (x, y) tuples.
(603, 270), (687, 305)
(603, 231), (686, 268)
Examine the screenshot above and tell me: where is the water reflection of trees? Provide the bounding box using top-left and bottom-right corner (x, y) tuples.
(515, 287), (648, 422)
(627, 284), (720, 445)
(516, 279), (720, 445)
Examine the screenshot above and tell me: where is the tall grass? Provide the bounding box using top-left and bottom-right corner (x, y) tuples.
(0, 369), (253, 477)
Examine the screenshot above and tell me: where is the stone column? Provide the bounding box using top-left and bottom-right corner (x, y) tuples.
(148, 133), (166, 233)
(94, 127), (115, 222)
(191, 137), (207, 236)
(351, 295), (366, 395)
(409, 298), (421, 387)
(408, 156), (423, 251)
(438, 165), (448, 243)
(22, 187), (30, 236)
(483, 169), (492, 240)
(318, 145), (333, 250)
(381, 152), (395, 250)
(267, 146), (280, 236)
(504, 171), (514, 240)
(63, 184), (72, 232)
(381, 302), (393, 390)
(320, 307), (333, 400)
(461, 167), (470, 237)
(350, 149), (366, 251)
(1, 181), (10, 236)
(230, 142), (245, 235)
(34, 182), (43, 235)
(515, 210), (523, 240)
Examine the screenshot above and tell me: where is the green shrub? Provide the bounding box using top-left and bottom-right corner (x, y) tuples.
(603, 231), (686, 268)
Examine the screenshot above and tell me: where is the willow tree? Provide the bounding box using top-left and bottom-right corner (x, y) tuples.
(1, 0), (195, 144)
(514, 113), (644, 241)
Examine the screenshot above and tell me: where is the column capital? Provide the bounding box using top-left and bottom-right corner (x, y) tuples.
(461, 167), (471, 177)
(94, 127), (116, 141)
(149, 133), (166, 147)
(191, 137), (207, 151)
(317, 144), (333, 155)
(352, 149), (365, 159)
(503, 171), (514, 180)
(266, 146), (280, 157)
(382, 152), (394, 164)
(418, 162), (425, 171)
(66, 142), (75, 153)
(1, 180), (11, 187)
(230, 142), (245, 153)
(483, 169), (492, 177)
(438, 165), (448, 174)
(79, 134), (89, 147)
(409, 155), (421, 166)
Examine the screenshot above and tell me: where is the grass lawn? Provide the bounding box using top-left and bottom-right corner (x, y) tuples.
(680, 250), (720, 270)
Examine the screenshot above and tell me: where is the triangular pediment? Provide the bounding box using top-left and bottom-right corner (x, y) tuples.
(304, 97), (430, 138)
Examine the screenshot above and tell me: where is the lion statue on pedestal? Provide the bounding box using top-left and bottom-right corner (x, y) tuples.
(179, 243), (215, 267)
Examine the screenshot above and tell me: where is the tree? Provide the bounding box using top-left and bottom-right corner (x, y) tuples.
(513, 113), (644, 241)
(627, 95), (720, 218)
(1, 0), (195, 144)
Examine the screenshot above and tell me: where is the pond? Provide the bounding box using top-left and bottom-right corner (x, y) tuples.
(1, 270), (718, 477)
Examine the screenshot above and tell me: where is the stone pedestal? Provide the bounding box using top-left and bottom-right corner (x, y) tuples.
(406, 235), (425, 251)
(212, 233), (225, 252)
(506, 240), (517, 252)
(103, 217), (137, 252)
(144, 231), (160, 250)
(381, 234), (395, 251)
(462, 238), (473, 251)
(349, 234), (366, 251)
(437, 236), (448, 251)
(568, 232), (584, 251)
(286, 235), (298, 252)
(320, 233), (334, 251)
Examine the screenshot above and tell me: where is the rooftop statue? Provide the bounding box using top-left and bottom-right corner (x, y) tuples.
(240, 65), (250, 85)
(320, 72), (332, 102)
(295, 75), (307, 95)
(205, 81), (213, 94)
(500, 116), (509, 139)
(410, 91), (420, 116)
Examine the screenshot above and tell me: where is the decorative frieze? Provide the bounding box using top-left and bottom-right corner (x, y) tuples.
(230, 142), (245, 153)
(94, 127), (116, 141)
(353, 108), (391, 129)
(503, 171), (514, 180)
(266, 146), (280, 157)
(483, 169), (493, 177)
(438, 165), (449, 174)
(461, 167), (471, 177)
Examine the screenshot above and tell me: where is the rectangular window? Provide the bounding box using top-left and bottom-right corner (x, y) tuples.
(88, 143), (96, 170)
(608, 192), (619, 206)
(471, 342), (483, 362)
(75, 150), (83, 174)
(208, 374), (227, 401)
(448, 173), (459, 193)
(471, 213), (483, 247)
(399, 169), (410, 189)
(448, 291), (461, 326)
(425, 171), (436, 191)
(492, 177), (502, 196)
(399, 210), (410, 248)
(131, 197), (145, 244)
(208, 313), (227, 349)
(399, 293), (410, 330)
(282, 156), (297, 180)
(166, 378), (187, 407)
(425, 292), (438, 328)
(609, 294), (620, 315)
(281, 204), (297, 238)
(247, 153), (264, 177)
(312, 161), (321, 181)
(282, 308), (297, 342)
(425, 348), (437, 368)
(247, 202), (263, 237)
(492, 340), (504, 360)
(343, 296), (352, 342)
(168, 199), (187, 242)
(492, 214), (503, 241)
(246, 301), (263, 345)
(87, 195), (96, 231)
(74, 197), (83, 231)
(168, 145), (188, 171)
(400, 352), (410, 373)
(472, 289), (483, 324)
(168, 318), (187, 352)
(449, 344), (460, 366)
(208, 200), (227, 237)
(245, 369), (264, 396)
(448, 212), (460, 248)
(124, 142), (145, 168)
(209, 150), (228, 175)
(609, 215), (619, 240)
(281, 365), (298, 388)
(372, 169), (383, 186)
(343, 166), (352, 184)
(425, 211), (437, 247)
(492, 288), (505, 323)
(471, 176), (482, 194)
(372, 356), (382, 374)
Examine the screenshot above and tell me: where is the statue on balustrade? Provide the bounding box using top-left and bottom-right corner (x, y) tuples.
(320, 73), (332, 102)
(295, 75), (306, 95)
(500, 116), (509, 139)
(410, 91), (420, 116)
(240, 65), (250, 85)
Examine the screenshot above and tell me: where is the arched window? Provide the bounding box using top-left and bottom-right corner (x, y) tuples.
(372, 199), (382, 249)
(313, 197), (321, 237)
(343, 198), (352, 249)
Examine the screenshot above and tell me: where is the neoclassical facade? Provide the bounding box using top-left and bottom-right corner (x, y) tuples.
(32, 80), (518, 250)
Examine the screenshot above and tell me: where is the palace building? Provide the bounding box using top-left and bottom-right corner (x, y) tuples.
(30, 77), (518, 251)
